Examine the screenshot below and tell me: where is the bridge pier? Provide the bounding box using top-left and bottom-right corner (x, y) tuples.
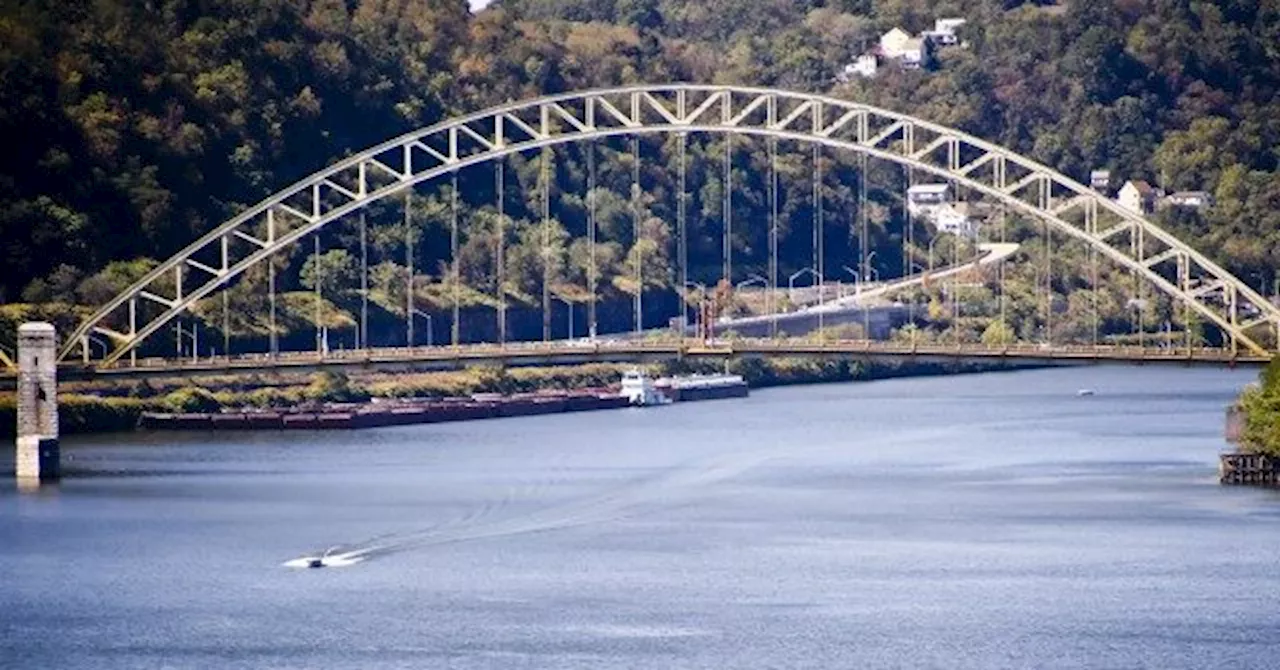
(16, 322), (59, 486)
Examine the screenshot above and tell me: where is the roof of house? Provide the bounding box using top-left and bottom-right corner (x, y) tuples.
(881, 27), (913, 44)
(908, 184), (950, 195)
(952, 202), (993, 218)
(1169, 190), (1211, 198)
(1124, 180), (1155, 196)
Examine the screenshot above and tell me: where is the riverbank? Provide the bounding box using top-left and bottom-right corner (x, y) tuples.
(1220, 356), (1280, 487)
(0, 357), (1036, 436)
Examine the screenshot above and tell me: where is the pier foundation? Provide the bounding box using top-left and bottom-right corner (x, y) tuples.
(16, 322), (59, 484)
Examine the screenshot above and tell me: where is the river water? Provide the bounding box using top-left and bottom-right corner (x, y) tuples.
(2, 366), (1278, 669)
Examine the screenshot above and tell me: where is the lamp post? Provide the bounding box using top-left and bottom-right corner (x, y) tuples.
(788, 267), (819, 304)
(735, 274), (767, 291)
(865, 250), (878, 287)
(173, 321), (198, 363)
(410, 308), (433, 347)
(86, 335), (109, 360)
(927, 236), (943, 273)
(842, 265), (861, 299)
(685, 281), (708, 340)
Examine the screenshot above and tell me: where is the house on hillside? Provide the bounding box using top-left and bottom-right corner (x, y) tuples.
(879, 27), (929, 69)
(841, 54), (879, 80)
(907, 183), (950, 218)
(1117, 180), (1160, 215)
(934, 203), (980, 239)
(1164, 191), (1214, 210)
(923, 18), (966, 46)
(1090, 170), (1111, 193)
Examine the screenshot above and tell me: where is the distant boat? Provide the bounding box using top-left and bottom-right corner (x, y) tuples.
(1077, 389), (1096, 397)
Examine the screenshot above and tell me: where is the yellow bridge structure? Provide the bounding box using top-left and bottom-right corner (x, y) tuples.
(28, 339), (1266, 383)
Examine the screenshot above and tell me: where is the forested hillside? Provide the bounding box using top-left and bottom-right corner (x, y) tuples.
(2, 0), (1278, 343)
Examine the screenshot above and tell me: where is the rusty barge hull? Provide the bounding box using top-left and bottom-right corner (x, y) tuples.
(141, 392), (630, 432)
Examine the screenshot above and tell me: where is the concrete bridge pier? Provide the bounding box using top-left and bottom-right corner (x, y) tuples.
(16, 322), (59, 486)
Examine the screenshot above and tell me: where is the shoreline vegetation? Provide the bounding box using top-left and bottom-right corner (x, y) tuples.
(1, 358), (1031, 437)
(1219, 358), (1280, 487)
(1230, 357), (1280, 458)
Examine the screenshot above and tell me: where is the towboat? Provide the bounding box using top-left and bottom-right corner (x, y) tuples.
(619, 369), (671, 406)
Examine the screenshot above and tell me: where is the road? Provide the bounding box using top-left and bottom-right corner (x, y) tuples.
(709, 243), (1020, 333)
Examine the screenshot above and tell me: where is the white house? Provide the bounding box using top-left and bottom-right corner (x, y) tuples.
(1090, 170), (1111, 192)
(907, 183), (950, 218)
(879, 27), (929, 68)
(1117, 180), (1159, 215)
(1164, 191), (1214, 209)
(934, 203), (979, 238)
(923, 18), (966, 46)
(842, 54), (879, 80)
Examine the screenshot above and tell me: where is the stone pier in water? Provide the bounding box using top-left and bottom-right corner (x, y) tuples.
(16, 322), (59, 484)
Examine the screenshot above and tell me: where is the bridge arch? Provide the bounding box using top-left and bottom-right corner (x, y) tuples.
(58, 84), (1280, 364)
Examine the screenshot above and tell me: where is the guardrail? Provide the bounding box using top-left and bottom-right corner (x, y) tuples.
(36, 337), (1265, 377)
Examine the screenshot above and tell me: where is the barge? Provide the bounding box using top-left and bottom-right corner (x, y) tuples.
(139, 370), (751, 431)
(656, 373), (749, 402)
(140, 389), (628, 431)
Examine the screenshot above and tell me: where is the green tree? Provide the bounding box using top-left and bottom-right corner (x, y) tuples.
(300, 250), (359, 296)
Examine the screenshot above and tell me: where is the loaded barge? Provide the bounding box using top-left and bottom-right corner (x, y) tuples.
(140, 371), (751, 432)
(140, 389), (629, 431)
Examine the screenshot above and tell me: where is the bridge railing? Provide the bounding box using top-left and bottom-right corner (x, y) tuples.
(51, 337), (1263, 375)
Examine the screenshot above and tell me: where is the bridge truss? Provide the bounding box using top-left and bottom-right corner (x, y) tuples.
(53, 84), (1280, 367)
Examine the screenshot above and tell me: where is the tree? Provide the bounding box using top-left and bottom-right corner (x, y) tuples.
(981, 319), (1014, 347)
(300, 250), (359, 297)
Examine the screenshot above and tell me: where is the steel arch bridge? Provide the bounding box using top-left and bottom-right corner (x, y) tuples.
(51, 84), (1280, 368)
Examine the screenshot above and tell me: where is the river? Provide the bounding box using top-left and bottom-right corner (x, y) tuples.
(2, 365), (1278, 669)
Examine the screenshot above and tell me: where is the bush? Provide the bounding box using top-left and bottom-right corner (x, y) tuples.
(304, 371), (370, 403)
(162, 387), (222, 413)
(1240, 358), (1280, 456)
(60, 395), (152, 433)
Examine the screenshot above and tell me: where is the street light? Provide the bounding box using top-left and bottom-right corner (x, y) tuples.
(788, 267), (819, 303)
(79, 334), (109, 363)
(735, 274), (767, 291)
(927, 236), (943, 272)
(173, 321), (198, 363)
(842, 265), (861, 298)
(411, 308), (433, 347)
(684, 281), (710, 339)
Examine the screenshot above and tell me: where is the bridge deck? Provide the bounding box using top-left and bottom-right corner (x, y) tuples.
(18, 340), (1267, 383)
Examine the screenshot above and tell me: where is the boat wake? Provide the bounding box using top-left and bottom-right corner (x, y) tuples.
(283, 449), (774, 568)
(282, 546), (368, 569)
